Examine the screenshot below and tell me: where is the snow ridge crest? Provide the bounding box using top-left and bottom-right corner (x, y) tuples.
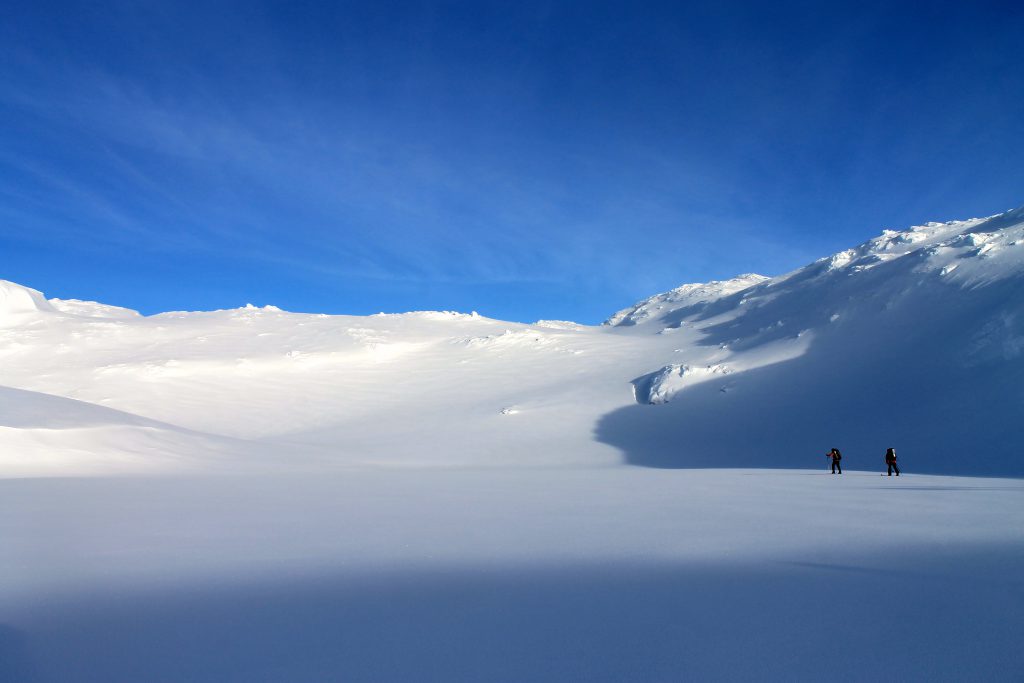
(604, 204), (1024, 328)
(605, 274), (768, 327)
(0, 279), (56, 322)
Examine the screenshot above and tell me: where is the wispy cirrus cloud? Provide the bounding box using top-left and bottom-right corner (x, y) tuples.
(2, 2), (1021, 321)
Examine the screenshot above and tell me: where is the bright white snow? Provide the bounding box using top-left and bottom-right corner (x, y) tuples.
(2, 206), (1023, 681)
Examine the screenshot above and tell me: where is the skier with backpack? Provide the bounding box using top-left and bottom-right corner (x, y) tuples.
(827, 448), (842, 474)
(885, 447), (900, 476)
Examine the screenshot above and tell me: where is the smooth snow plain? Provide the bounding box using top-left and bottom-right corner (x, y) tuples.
(2, 207), (1023, 681)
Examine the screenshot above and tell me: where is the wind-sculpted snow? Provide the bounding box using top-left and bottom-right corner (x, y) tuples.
(632, 363), (733, 404)
(604, 273), (769, 326)
(48, 298), (141, 319)
(0, 385), (249, 475)
(0, 280), (56, 322)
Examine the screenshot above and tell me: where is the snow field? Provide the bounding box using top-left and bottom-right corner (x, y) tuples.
(2, 468), (1022, 681)
(1, 206), (1023, 680)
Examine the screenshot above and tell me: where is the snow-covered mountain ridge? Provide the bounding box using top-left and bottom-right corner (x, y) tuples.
(607, 207), (1024, 330)
(1, 205), (1022, 476)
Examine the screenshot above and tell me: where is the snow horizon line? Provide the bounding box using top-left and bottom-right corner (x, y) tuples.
(3, 203), (1022, 324)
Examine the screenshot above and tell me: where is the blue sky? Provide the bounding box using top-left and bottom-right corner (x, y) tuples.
(2, 1), (1022, 323)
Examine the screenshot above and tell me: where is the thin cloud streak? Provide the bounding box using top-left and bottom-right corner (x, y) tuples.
(3, 60), (786, 294)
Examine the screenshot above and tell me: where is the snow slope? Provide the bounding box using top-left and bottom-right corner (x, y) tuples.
(601, 207), (1024, 475)
(0, 385), (246, 476)
(1, 206), (1022, 475)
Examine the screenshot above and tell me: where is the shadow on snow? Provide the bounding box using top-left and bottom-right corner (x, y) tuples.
(596, 272), (1024, 476)
(6, 544), (1024, 683)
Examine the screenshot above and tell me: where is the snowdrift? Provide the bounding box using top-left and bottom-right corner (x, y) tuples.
(0, 385), (248, 476)
(0, 279), (55, 323)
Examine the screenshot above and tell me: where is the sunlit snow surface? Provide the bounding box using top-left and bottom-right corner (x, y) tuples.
(2, 207), (1023, 681)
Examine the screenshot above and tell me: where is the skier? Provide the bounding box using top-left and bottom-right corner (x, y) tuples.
(885, 447), (900, 476)
(827, 447), (842, 474)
